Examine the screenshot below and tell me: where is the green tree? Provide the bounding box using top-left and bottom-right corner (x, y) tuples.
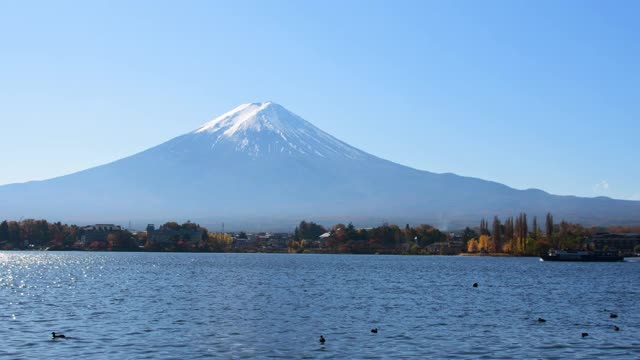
(491, 216), (501, 253)
(532, 216), (539, 240)
(295, 221), (326, 240)
(480, 218), (490, 236)
(545, 212), (554, 240)
(160, 222), (181, 231)
(461, 227), (476, 243)
(7, 221), (21, 248)
(109, 231), (138, 251)
(0, 221), (9, 245)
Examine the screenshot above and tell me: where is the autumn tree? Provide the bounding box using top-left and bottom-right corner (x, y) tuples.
(201, 232), (233, 252)
(503, 217), (514, 253)
(513, 213), (528, 253)
(107, 233), (119, 248)
(20, 219), (50, 247)
(467, 238), (479, 253)
(477, 235), (491, 252)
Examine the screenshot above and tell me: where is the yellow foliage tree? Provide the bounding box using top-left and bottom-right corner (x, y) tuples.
(467, 239), (479, 253)
(202, 232), (234, 251)
(478, 235), (490, 252)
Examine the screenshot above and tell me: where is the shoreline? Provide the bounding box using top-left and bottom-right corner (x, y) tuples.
(457, 252), (532, 257)
(0, 248), (532, 257)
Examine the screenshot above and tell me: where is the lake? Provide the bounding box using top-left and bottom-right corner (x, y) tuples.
(1, 252), (638, 359)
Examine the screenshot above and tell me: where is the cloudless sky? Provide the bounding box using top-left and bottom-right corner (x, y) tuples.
(1, 0), (638, 200)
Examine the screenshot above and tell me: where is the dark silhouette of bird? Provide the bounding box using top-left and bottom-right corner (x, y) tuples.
(610, 313), (618, 319)
(319, 335), (325, 345)
(371, 328), (378, 333)
(51, 332), (66, 339)
(581, 332), (589, 338)
(473, 283), (478, 288)
(537, 318), (546, 323)
(613, 326), (620, 331)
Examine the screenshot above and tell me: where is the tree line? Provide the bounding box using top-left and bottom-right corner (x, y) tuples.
(1, 214), (638, 254)
(467, 212), (614, 255)
(293, 212), (640, 256)
(289, 221), (450, 254)
(0, 219), (81, 250)
(0, 219), (233, 252)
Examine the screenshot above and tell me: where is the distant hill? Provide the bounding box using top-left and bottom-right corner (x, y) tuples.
(1, 101), (639, 230)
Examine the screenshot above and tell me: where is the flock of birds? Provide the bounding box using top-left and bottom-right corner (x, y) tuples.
(316, 282), (623, 346)
(535, 309), (621, 339)
(50, 282), (624, 346)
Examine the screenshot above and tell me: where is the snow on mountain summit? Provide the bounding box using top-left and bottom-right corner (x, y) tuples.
(192, 102), (367, 159)
(195, 101), (284, 136)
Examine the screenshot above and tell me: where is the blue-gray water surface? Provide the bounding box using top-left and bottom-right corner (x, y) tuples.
(1, 252), (638, 359)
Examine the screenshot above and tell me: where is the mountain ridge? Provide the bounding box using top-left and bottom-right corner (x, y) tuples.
(1, 102), (639, 230)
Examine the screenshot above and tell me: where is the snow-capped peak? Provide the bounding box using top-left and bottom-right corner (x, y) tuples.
(195, 101), (278, 136)
(192, 102), (367, 160)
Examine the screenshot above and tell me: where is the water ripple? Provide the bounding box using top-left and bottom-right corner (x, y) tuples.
(0, 252), (638, 358)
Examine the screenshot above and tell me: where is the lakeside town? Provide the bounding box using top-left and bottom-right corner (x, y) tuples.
(1, 213), (639, 256)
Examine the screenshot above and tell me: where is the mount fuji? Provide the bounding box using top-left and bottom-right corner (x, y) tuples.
(1, 102), (639, 230)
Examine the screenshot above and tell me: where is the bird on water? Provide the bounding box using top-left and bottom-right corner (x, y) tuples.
(613, 326), (620, 331)
(610, 313), (618, 319)
(371, 328), (378, 333)
(51, 332), (66, 339)
(472, 283), (478, 288)
(319, 335), (325, 345)
(537, 318), (546, 323)
(581, 333), (589, 338)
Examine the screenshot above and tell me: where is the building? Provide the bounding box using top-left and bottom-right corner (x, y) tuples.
(233, 238), (253, 249)
(426, 240), (465, 255)
(146, 224), (206, 246)
(81, 224), (122, 245)
(588, 233), (640, 255)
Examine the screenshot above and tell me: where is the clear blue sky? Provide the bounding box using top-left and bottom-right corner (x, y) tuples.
(1, 0), (638, 200)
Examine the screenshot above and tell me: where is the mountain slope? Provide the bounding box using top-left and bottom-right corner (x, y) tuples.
(1, 102), (639, 230)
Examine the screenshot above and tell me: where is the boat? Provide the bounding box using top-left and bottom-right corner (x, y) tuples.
(540, 249), (624, 262)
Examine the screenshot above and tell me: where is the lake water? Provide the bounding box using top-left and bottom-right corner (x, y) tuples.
(1, 252), (638, 359)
